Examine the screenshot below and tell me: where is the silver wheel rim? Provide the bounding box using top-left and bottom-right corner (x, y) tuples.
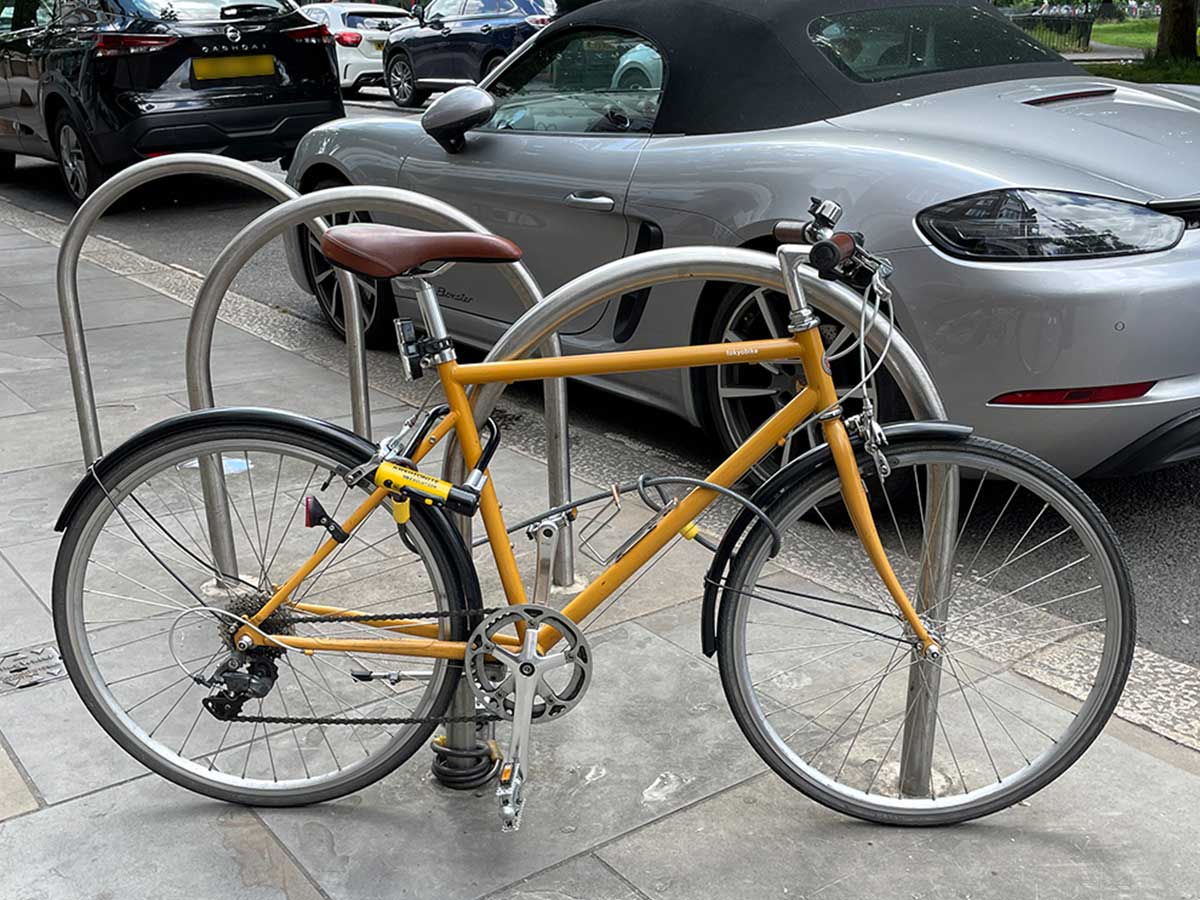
(726, 445), (1127, 819)
(389, 59), (414, 104)
(716, 287), (881, 481)
(305, 210), (380, 336)
(60, 436), (455, 798)
(59, 124), (88, 199)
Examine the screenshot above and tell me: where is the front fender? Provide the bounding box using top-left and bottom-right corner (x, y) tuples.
(699, 421), (973, 657)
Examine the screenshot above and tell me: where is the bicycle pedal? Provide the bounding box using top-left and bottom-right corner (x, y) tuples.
(497, 760), (524, 832)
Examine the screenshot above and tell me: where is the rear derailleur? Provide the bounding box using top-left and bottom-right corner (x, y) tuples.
(200, 651), (281, 722)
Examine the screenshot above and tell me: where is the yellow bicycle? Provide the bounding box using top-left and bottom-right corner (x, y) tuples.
(53, 213), (1134, 829)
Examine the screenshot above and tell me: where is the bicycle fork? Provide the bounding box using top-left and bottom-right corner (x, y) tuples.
(776, 244), (938, 657)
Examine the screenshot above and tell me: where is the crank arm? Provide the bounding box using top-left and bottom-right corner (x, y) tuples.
(497, 624), (540, 832)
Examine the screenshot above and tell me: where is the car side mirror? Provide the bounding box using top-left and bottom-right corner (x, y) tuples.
(422, 86), (496, 154)
(412, 3), (424, 24)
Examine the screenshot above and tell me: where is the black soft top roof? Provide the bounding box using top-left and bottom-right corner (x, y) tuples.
(544, 0), (1080, 135)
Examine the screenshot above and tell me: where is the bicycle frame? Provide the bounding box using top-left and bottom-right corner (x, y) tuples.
(234, 327), (935, 660)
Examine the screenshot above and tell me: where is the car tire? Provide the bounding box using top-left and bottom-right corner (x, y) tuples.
(387, 54), (430, 108)
(300, 176), (398, 349)
(701, 282), (907, 485)
(53, 110), (105, 204)
(481, 53), (505, 80)
(617, 69), (651, 90)
(0, 150), (14, 180)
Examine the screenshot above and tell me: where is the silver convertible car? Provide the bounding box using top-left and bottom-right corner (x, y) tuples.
(285, 0), (1200, 480)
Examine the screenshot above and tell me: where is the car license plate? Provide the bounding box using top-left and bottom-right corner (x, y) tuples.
(372, 40), (385, 51)
(192, 54), (276, 80)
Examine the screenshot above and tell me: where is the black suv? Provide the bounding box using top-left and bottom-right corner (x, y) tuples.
(383, 0), (548, 108)
(0, 0), (344, 202)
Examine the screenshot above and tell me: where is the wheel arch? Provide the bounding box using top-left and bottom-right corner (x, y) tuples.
(698, 421), (974, 658)
(42, 90), (75, 151)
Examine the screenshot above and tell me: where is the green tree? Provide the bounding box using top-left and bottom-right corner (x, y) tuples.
(1156, 0), (1198, 59)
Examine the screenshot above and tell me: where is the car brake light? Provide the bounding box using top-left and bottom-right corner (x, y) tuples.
(525, 14), (552, 27)
(990, 382), (1155, 406)
(284, 23), (333, 44)
(94, 34), (179, 57)
(335, 30), (363, 47)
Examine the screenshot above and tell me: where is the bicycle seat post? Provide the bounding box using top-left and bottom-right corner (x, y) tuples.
(406, 276), (457, 366)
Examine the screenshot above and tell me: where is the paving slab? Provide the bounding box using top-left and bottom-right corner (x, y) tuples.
(0, 394), (185, 473)
(167, 370), (409, 425)
(485, 854), (643, 900)
(0, 776), (326, 900)
(258, 621), (764, 900)
(0, 257), (110, 288)
(1, 318), (332, 410)
(0, 677), (148, 803)
(0, 554), (53, 654)
(0, 741), (38, 821)
(0, 464), (79, 551)
(0, 335), (66, 378)
(0, 293), (189, 339)
(596, 725), (1200, 900)
(0, 232), (51, 252)
(0, 271), (163, 308)
(0, 379), (33, 416)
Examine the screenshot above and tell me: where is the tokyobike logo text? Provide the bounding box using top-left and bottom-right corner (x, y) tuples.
(725, 347), (760, 357)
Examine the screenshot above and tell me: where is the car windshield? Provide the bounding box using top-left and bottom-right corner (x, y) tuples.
(809, 4), (1062, 84)
(344, 10), (407, 28)
(116, 0), (297, 21)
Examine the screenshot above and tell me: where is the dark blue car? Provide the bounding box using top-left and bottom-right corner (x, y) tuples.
(383, 0), (549, 107)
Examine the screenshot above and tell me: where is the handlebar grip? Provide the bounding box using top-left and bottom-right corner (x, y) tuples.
(773, 220), (810, 244)
(809, 232), (858, 274)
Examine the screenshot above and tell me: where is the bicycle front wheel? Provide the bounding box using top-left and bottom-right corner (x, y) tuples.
(717, 436), (1134, 825)
(53, 413), (474, 806)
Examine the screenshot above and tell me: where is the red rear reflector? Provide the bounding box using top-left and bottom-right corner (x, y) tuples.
(991, 382), (1155, 406)
(284, 23), (333, 44)
(94, 33), (179, 57)
(335, 30), (363, 47)
(525, 14), (552, 27)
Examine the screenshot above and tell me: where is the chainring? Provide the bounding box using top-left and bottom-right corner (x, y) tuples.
(465, 605), (593, 724)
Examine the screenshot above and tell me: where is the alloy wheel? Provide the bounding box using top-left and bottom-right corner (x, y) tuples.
(58, 124), (89, 200)
(304, 210), (381, 336)
(388, 58), (415, 106)
(715, 287), (888, 482)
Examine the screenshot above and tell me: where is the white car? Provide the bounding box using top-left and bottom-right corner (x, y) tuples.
(301, 3), (413, 94)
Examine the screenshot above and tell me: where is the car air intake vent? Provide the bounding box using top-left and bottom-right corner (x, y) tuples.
(1148, 197), (1200, 229)
(1023, 87), (1117, 106)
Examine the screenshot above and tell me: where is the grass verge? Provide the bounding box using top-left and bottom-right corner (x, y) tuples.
(1091, 18), (1163, 50)
(1083, 58), (1200, 84)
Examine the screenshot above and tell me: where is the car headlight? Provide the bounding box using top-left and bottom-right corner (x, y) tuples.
(916, 189), (1184, 260)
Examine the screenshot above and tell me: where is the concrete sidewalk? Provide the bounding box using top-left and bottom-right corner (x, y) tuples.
(0, 199), (1198, 900)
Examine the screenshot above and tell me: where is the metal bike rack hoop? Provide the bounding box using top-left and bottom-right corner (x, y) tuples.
(447, 245), (955, 795)
(57, 154), (303, 463)
(184, 184), (575, 582)
(450, 244), (946, 441)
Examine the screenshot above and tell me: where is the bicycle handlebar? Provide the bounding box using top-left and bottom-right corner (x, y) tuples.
(809, 232), (859, 276)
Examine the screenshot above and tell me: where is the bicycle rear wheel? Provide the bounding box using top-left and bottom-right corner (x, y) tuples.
(717, 435), (1134, 825)
(53, 413), (474, 806)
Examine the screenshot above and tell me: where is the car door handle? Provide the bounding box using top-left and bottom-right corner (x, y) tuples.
(565, 192), (616, 212)
(479, 24), (492, 33)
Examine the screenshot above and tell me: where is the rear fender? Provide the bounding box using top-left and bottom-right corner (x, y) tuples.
(53, 407), (484, 614)
(699, 421), (973, 657)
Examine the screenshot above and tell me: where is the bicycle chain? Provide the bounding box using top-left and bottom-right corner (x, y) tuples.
(212, 607), (503, 727)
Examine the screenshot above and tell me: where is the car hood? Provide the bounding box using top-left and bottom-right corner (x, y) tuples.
(829, 76), (1200, 202)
